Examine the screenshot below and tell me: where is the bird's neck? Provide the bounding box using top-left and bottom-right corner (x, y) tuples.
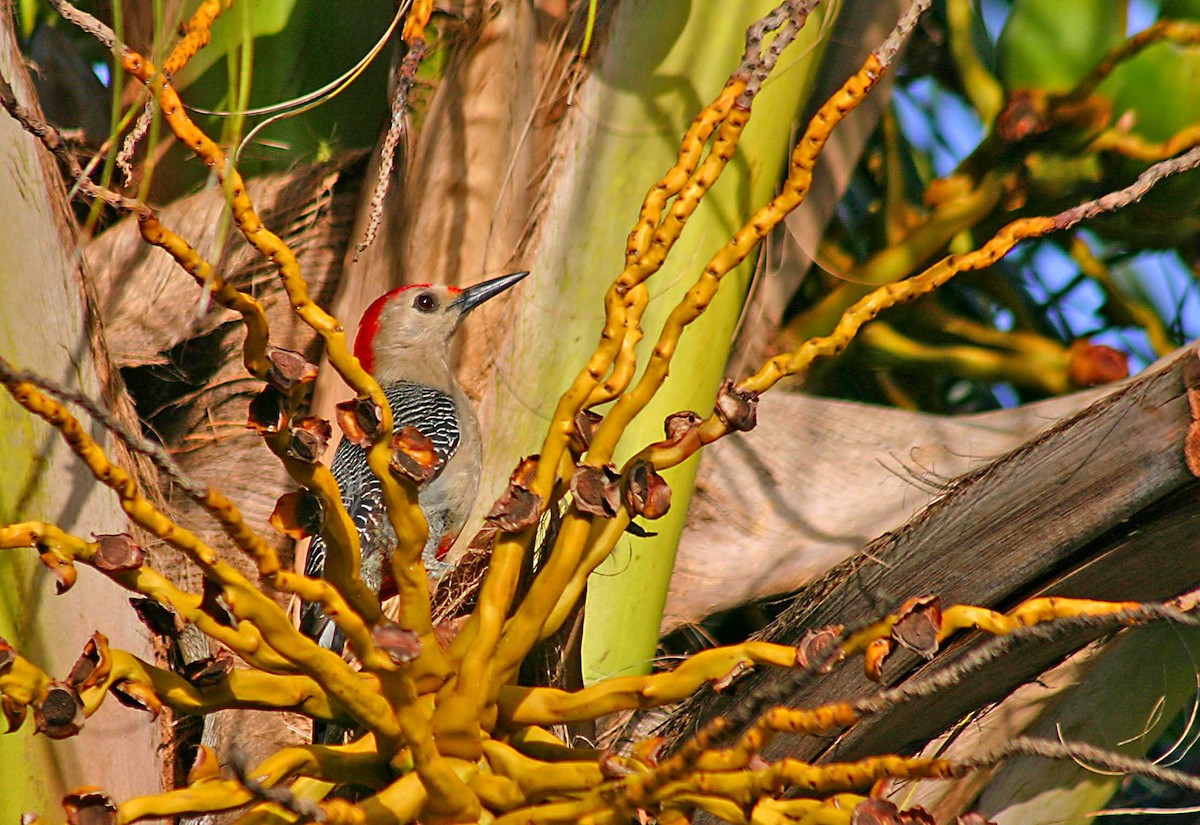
(372, 348), (459, 394)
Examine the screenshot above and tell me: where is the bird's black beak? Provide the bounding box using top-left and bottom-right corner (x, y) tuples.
(451, 270), (529, 315)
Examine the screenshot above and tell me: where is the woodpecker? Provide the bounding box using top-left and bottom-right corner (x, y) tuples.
(300, 270), (527, 742)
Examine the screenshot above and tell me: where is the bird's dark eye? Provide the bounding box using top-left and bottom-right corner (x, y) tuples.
(414, 292), (438, 313)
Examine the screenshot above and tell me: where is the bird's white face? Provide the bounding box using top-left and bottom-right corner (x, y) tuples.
(357, 285), (466, 378)
(353, 272), (529, 382)
(378, 285), (467, 346)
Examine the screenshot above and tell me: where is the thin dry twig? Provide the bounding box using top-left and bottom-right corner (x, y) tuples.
(1056, 145), (1200, 229)
(0, 74), (141, 212)
(355, 37), (425, 260)
(45, 0), (116, 49)
(737, 0), (823, 106)
(229, 749), (327, 824)
(0, 361), (206, 498)
(118, 98), (155, 185)
(971, 737), (1200, 794)
(854, 604), (1198, 718)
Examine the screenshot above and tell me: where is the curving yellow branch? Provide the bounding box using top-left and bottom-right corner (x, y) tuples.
(0, 522), (294, 673)
(0, 371), (400, 744)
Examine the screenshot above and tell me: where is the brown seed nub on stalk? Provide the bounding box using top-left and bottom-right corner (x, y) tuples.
(724, 752), (758, 774)
(67, 633), (111, 691)
(335, 397), (383, 447)
(715, 380), (758, 432)
(182, 652), (234, 687)
(863, 638), (894, 683)
(571, 463), (621, 517)
(287, 416), (332, 463)
(2, 695), (26, 733)
(664, 410), (704, 443)
(188, 745), (222, 784)
(996, 88), (1050, 141)
(486, 487), (541, 532)
(62, 789), (117, 825)
(485, 456), (543, 531)
(570, 409), (603, 454)
(201, 580), (238, 629)
(92, 533), (144, 572)
(247, 387), (287, 434)
(129, 598), (177, 638)
(713, 661), (752, 693)
(266, 346), (319, 393)
(890, 595), (942, 659)
(35, 681), (85, 739)
(390, 426), (444, 483)
(1186, 378), (1200, 479)
(110, 679), (164, 718)
(630, 735), (666, 767)
(599, 750), (633, 779)
(510, 454), (540, 489)
(957, 814), (999, 825)
(38, 550), (77, 594)
(0, 636), (16, 674)
(794, 625), (845, 673)
(1068, 340), (1128, 388)
(269, 491), (324, 539)
(623, 460), (672, 519)
(371, 621), (423, 665)
(851, 797), (904, 825)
